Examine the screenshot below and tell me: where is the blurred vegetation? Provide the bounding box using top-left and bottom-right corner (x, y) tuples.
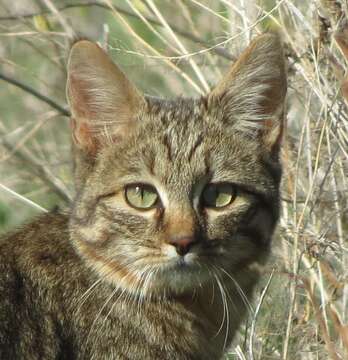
(0, 0), (347, 359)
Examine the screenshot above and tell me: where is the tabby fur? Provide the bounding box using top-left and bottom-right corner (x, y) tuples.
(0, 33), (287, 359)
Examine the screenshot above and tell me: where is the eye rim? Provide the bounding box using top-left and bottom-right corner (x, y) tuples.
(124, 183), (160, 211)
(201, 182), (237, 210)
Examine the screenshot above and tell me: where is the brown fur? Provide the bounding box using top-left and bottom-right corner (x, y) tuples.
(0, 34), (287, 359)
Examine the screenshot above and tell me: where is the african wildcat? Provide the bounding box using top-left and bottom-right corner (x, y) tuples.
(0, 33), (286, 359)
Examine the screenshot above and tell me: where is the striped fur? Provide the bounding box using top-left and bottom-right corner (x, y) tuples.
(0, 34), (287, 359)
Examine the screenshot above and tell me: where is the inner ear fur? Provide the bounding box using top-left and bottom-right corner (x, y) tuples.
(66, 40), (145, 155)
(209, 33), (287, 154)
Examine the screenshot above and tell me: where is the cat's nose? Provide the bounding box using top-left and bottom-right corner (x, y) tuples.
(169, 235), (196, 256)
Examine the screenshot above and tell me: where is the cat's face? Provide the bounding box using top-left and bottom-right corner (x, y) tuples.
(67, 36), (286, 298)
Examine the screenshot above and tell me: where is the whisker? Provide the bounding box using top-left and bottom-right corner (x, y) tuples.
(212, 271), (230, 351)
(74, 257), (118, 312)
(84, 286), (119, 351)
(217, 265), (254, 317)
(212, 272), (226, 336)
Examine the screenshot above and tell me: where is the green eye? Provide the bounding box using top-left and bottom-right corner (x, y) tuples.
(202, 183), (236, 209)
(125, 184), (159, 210)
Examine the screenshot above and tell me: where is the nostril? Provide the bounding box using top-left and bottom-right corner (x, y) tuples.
(168, 236), (196, 256)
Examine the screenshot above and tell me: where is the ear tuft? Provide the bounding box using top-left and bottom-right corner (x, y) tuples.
(209, 34), (287, 154)
(67, 40), (145, 155)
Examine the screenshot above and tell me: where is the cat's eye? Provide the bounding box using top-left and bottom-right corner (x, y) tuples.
(202, 183), (236, 209)
(125, 184), (159, 210)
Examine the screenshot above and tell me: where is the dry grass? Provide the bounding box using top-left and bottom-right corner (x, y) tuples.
(0, 0), (347, 359)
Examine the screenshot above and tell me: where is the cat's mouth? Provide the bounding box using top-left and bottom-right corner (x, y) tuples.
(174, 256), (192, 269)
(164, 257), (202, 277)
(128, 244), (225, 297)
(139, 253), (212, 296)
(159, 247), (209, 273)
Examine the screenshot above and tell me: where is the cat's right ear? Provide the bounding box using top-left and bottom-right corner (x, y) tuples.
(66, 40), (145, 156)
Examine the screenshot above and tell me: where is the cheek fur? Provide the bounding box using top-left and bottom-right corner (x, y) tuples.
(204, 202), (274, 266)
(70, 183), (278, 298)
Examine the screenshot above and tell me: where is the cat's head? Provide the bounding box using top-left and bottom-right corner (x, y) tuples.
(67, 35), (286, 298)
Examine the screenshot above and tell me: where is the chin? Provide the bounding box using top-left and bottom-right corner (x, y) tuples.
(143, 257), (212, 298)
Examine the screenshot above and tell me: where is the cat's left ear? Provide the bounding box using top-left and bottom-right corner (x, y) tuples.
(66, 40), (145, 156)
(208, 34), (287, 155)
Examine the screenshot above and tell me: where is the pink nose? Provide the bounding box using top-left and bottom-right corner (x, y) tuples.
(169, 235), (196, 256)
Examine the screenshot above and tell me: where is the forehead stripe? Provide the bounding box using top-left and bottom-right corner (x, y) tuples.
(188, 134), (204, 162)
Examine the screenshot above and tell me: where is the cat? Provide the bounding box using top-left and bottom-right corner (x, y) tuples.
(0, 33), (287, 359)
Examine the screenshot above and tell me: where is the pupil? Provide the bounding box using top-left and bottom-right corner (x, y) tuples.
(213, 187), (218, 204)
(135, 186), (145, 201)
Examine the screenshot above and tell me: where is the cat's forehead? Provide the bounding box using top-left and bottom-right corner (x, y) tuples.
(103, 98), (261, 187)
(141, 98), (217, 161)
(144, 97), (207, 130)
(96, 96), (268, 195)
(141, 97), (257, 155)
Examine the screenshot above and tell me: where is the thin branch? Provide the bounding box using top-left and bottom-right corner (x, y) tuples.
(0, 73), (70, 204)
(0, 72), (70, 116)
(0, 183), (48, 213)
(249, 270), (274, 360)
(0, 134), (72, 204)
(0, 1), (235, 61)
(41, 0), (76, 39)
(144, 0), (210, 92)
(104, 0), (203, 95)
